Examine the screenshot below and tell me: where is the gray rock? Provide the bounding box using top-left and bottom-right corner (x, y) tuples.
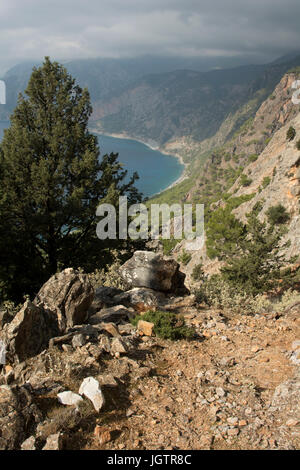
(72, 334), (86, 348)
(34, 268), (94, 331)
(0, 384), (42, 450)
(89, 305), (134, 325)
(111, 337), (128, 355)
(112, 287), (166, 312)
(0, 300), (59, 362)
(272, 370), (300, 413)
(120, 251), (188, 294)
(89, 286), (124, 314)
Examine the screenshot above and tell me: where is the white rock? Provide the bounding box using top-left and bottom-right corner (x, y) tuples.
(79, 377), (105, 412)
(57, 391), (83, 407)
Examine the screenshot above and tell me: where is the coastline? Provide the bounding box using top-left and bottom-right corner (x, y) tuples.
(90, 127), (188, 195)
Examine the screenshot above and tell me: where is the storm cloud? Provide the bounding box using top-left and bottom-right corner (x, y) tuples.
(0, 0), (300, 74)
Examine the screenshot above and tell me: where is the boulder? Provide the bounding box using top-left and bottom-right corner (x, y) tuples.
(120, 251), (188, 294)
(112, 287), (166, 313)
(89, 286), (124, 314)
(34, 268), (94, 331)
(0, 300), (59, 363)
(89, 305), (134, 325)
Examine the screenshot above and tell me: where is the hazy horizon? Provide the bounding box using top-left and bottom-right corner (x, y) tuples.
(1, 1), (300, 76)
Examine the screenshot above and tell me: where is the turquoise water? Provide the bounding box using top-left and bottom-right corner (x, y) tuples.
(0, 121), (183, 197)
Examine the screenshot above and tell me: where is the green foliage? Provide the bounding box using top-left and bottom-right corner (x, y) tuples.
(0, 58), (142, 302)
(240, 174), (253, 187)
(206, 206), (246, 260)
(191, 263), (206, 282)
(296, 140), (300, 151)
(220, 213), (288, 295)
(178, 249), (192, 265)
(262, 176), (271, 188)
(248, 154), (258, 163)
(161, 237), (180, 256)
(131, 310), (194, 341)
(287, 126), (296, 141)
(266, 204), (290, 226)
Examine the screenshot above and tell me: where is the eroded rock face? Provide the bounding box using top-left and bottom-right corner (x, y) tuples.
(120, 251), (188, 294)
(34, 268), (94, 331)
(0, 300), (59, 363)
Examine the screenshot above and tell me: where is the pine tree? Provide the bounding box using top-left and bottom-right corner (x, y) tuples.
(221, 213), (288, 295)
(0, 58), (142, 301)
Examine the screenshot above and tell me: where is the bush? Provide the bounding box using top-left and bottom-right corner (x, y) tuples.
(193, 276), (300, 314)
(248, 154), (258, 163)
(240, 174), (253, 187)
(296, 140), (300, 151)
(88, 253), (126, 290)
(287, 126), (296, 141)
(262, 176), (271, 189)
(191, 263), (206, 282)
(178, 249), (192, 265)
(161, 237), (179, 256)
(131, 310), (195, 340)
(266, 204), (290, 225)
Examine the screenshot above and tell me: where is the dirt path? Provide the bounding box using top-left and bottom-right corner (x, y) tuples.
(86, 307), (300, 450)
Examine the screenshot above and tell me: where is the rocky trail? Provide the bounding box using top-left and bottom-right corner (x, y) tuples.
(0, 252), (299, 451)
(88, 306), (300, 451)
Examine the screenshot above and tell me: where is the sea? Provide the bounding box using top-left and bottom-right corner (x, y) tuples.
(0, 121), (183, 198)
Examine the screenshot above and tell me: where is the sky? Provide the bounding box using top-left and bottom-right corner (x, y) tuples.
(0, 0), (300, 75)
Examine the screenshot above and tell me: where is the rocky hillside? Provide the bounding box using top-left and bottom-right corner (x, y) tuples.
(2, 54), (300, 148)
(157, 71), (300, 284)
(0, 252), (299, 450)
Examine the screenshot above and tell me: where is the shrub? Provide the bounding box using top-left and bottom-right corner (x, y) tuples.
(266, 204), (290, 225)
(131, 310), (195, 340)
(191, 263), (206, 282)
(220, 213), (288, 295)
(161, 237), (179, 256)
(296, 139), (300, 151)
(287, 126), (296, 141)
(88, 253), (126, 290)
(178, 249), (192, 265)
(248, 154), (258, 163)
(240, 174), (253, 187)
(262, 176), (271, 188)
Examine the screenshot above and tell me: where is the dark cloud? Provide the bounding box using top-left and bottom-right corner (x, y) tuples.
(0, 0), (300, 74)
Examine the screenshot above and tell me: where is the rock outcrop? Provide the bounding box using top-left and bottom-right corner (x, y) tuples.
(34, 268), (94, 331)
(0, 300), (59, 362)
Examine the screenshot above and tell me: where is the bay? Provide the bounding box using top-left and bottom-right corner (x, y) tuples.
(0, 121), (183, 197)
